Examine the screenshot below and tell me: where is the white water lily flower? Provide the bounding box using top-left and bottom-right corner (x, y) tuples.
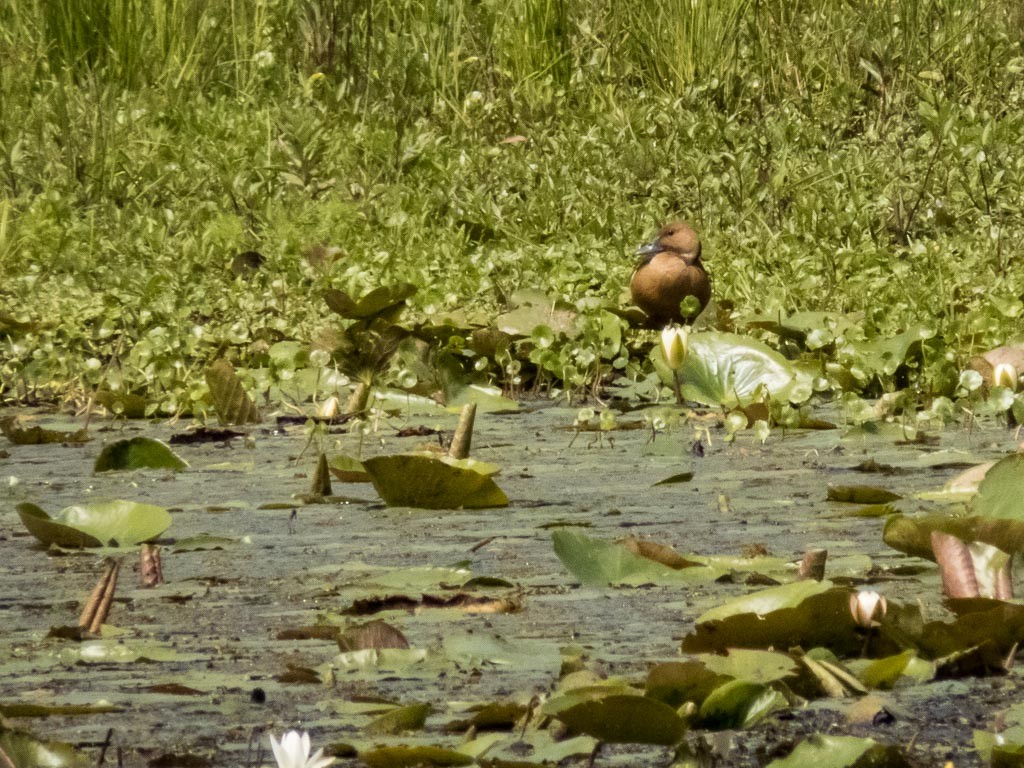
(661, 326), (688, 369)
(270, 730), (334, 768)
(849, 590), (887, 629)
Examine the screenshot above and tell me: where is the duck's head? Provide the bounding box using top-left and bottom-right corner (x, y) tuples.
(637, 222), (702, 266)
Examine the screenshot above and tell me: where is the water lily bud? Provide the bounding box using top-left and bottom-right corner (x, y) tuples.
(849, 589), (887, 629)
(661, 326), (688, 369)
(316, 396), (340, 420)
(993, 363), (1018, 391)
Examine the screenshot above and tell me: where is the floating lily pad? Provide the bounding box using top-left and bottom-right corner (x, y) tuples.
(364, 702), (431, 735)
(0, 415), (90, 445)
(363, 452), (508, 509)
(94, 437), (188, 472)
(360, 745), (472, 768)
(552, 530), (716, 586)
(329, 454), (370, 483)
(697, 679), (786, 730)
(0, 725), (90, 767)
(675, 332), (813, 407)
(766, 734), (908, 767)
(16, 500), (171, 547)
(553, 694), (686, 745)
(684, 582), (863, 656)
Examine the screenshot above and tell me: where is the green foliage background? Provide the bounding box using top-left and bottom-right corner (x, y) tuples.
(1, 0), (1023, 410)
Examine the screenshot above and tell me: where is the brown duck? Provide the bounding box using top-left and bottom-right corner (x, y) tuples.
(630, 222), (711, 327)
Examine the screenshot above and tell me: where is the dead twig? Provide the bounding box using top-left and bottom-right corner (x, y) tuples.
(79, 558), (122, 633)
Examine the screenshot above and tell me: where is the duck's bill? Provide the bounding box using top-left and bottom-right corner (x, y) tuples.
(636, 241), (662, 256)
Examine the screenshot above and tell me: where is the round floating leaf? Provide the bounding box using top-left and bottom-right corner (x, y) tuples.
(554, 694), (686, 745)
(677, 332), (813, 407)
(16, 501), (171, 548)
(698, 649), (799, 684)
(360, 745), (473, 768)
(765, 734), (902, 768)
(974, 454), (1024, 520)
(552, 530), (716, 586)
(0, 725), (90, 767)
(94, 437), (188, 472)
(329, 454), (370, 483)
(364, 703), (431, 735)
(697, 579), (834, 624)
(363, 452), (508, 509)
(697, 679), (786, 730)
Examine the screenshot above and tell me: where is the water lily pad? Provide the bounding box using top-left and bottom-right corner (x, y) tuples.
(684, 582), (862, 656)
(676, 332), (813, 407)
(329, 454), (370, 482)
(697, 679), (786, 730)
(552, 530), (717, 586)
(363, 452), (508, 509)
(973, 454), (1024, 520)
(360, 745), (472, 768)
(94, 437), (188, 472)
(553, 694), (686, 745)
(765, 734), (908, 767)
(16, 500), (171, 547)
(0, 725), (90, 767)
(364, 702), (431, 735)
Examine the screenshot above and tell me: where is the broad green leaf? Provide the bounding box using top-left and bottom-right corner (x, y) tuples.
(363, 452), (508, 509)
(697, 649), (798, 684)
(765, 734), (905, 767)
(94, 437), (188, 472)
(697, 679), (786, 730)
(684, 585), (862, 657)
(859, 650), (918, 689)
(552, 530), (717, 586)
(697, 580), (833, 624)
(360, 745), (472, 768)
(0, 726), (90, 767)
(553, 694), (686, 745)
(973, 454), (1024, 520)
(364, 703), (431, 735)
(675, 332), (813, 406)
(16, 500), (171, 547)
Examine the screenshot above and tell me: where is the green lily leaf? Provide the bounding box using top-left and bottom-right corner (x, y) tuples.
(973, 454), (1024, 520)
(94, 437), (188, 472)
(16, 500), (171, 547)
(674, 332), (813, 407)
(553, 694), (686, 745)
(360, 745), (472, 768)
(684, 583), (863, 657)
(329, 454), (370, 483)
(0, 725), (90, 767)
(845, 325), (934, 378)
(765, 734), (908, 767)
(551, 530), (717, 586)
(697, 580), (833, 624)
(364, 703), (431, 735)
(363, 452), (508, 509)
(697, 649), (799, 684)
(697, 679), (786, 730)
